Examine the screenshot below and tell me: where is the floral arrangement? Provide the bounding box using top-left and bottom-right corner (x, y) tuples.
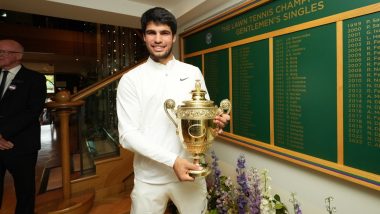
(206, 151), (302, 214)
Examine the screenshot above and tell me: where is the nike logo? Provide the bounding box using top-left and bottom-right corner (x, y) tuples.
(180, 77), (189, 81)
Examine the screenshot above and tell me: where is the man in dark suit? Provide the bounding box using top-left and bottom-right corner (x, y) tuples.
(0, 39), (47, 214)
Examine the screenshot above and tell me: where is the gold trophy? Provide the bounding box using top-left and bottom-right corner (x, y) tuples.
(164, 80), (231, 177)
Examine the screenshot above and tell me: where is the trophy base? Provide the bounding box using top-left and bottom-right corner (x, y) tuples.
(188, 167), (211, 178)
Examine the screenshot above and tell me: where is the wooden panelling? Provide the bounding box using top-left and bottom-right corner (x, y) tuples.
(0, 23), (97, 57)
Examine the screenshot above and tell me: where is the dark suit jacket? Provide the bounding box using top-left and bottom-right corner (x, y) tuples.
(0, 65), (47, 155)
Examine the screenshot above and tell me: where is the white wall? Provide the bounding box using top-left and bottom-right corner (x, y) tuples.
(176, 1), (380, 214)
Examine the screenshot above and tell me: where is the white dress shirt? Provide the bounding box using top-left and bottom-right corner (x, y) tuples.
(1, 65), (21, 97)
(117, 57), (209, 184)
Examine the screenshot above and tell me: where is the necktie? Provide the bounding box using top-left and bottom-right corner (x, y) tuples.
(0, 70), (9, 98)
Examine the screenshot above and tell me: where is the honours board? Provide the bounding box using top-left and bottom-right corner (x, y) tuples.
(181, 0), (380, 190)
(232, 39), (270, 143)
(273, 24), (337, 162)
(343, 12), (380, 175)
(204, 49), (231, 132)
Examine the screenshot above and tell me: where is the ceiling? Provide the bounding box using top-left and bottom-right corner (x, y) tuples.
(1, 0), (245, 29)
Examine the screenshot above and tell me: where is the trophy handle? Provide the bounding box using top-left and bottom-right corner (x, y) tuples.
(217, 99), (232, 115)
(164, 99), (178, 129)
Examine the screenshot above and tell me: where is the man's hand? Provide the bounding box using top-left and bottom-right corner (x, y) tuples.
(0, 134), (14, 150)
(214, 113), (231, 134)
(173, 157), (201, 182)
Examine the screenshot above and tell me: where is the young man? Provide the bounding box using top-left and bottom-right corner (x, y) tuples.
(0, 39), (47, 214)
(116, 7), (230, 214)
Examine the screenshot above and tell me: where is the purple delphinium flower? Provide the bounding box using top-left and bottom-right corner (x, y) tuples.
(209, 151), (223, 213)
(237, 194), (247, 214)
(209, 151), (235, 214)
(216, 187), (230, 214)
(294, 203), (302, 214)
(249, 168), (261, 214)
(237, 154), (246, 169)
(290, 193), (302, 214)
(211, 151), (221, 187)
(236, 155), (249, 214)
(236, 155), (249, 195)
(208, 152), (293, 214)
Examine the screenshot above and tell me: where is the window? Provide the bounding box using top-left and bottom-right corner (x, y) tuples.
(45, 74), (55, 94)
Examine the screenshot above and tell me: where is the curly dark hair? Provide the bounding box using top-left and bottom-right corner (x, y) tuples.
(141, 7), (177, 35)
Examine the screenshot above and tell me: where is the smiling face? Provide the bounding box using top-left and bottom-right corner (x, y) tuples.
(0, 40), (23, 70)
(143, 21), (176, 65)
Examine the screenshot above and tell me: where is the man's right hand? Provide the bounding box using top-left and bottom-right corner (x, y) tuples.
(173, 157), (202, 182)
(0, 134), (14, 150)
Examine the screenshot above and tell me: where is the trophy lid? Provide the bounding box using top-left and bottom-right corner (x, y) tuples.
(182, 80), (214, 107)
